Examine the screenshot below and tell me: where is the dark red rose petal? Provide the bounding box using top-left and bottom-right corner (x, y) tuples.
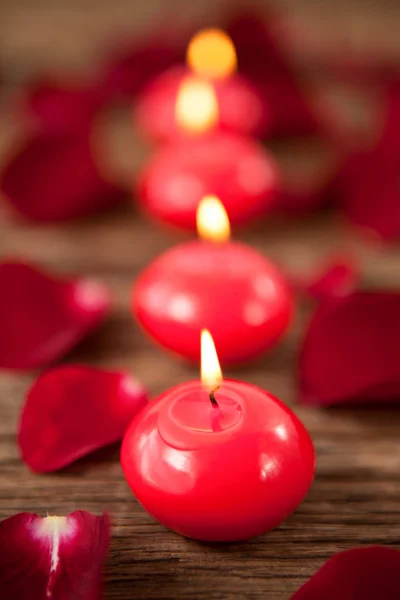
(100, 31), (184, 101)
(20, 78), (104, 136)
(19, 364), (148, 472)
(1, 134), (124, 222)
(379, 81), (400, 156)
(0, 261), (110, 370)
(294, 255), (360, 301)
(338, 148), (400, 241)
(0, 511), (109, 600)
(225, 10), (319, 136)
(291, 546), (400, 600)
(299, 291), (400, 406)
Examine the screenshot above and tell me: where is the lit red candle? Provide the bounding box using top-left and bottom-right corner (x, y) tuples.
(121, 330), (315, 542)
(133, 196), (293, 365)
(135, 28), (270, 142)
(139, 129), (279, 230)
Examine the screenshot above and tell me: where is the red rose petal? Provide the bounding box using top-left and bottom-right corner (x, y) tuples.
(19, 364), (148, 472)
(291, 546), (400, 600)
(295, 255), (360, 301)
(0, 510), (109, 600)
(0, 261), (110, 370)
(299, 291), (400, 406)
(21, 78), (104, 136)
(1, 134), (124, 222)
(379, 81), (400, 156)
(339, 149), (400, 241)
(101, 32), (184, 101)
(225, 10), (319, 136)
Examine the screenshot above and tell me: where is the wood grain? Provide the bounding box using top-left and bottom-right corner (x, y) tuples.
(1, 1), (400, 598)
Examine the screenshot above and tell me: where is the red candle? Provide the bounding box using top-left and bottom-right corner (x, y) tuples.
(139, 131), (280, 230)
(135, 29), (270, 142)
(121, 330), (315, 542)
(133, 196), (293, 365)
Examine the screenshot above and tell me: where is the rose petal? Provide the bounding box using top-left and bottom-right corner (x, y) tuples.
(225, 10), (319, 136)
(19, 364), (148, 472)
(100, 32), (184, 101)
(1, 134), (124, 222)
(295, 255), (360, 301)
(0, 511), (109, 599)
(20, 78), (104, 136)
(291, 546), (400, 600)
(299, 291), (400, 406)
(379, 81), (400, 156)
(338, 149), (400, 241)
(0, 261), (110, 370)
(273, 187), (328, 215)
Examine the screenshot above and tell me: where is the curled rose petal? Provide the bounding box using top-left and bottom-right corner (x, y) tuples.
(294, 255), (360, 301)
(338, 149), (400, 241)
(19, 365), (148, 472)
(299, 291), (400, 406)
(100, 33), (184, 101)
(0, 261), (110, 370)
(0, 511), (109, 599)
(20, 78), (104, 136)
(291, 546), (400, 600)
(1, 134), (124, 222)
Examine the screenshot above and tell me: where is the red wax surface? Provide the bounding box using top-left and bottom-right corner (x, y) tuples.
(135, 66), (271, 142)
(133, 241), (293, 365)
(121, 380), (315, 542)
(139, 131), (279, 230)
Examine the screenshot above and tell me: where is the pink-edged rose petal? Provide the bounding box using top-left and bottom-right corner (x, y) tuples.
(20, 78), (104, 136)
(1, 134), (124, 222)
(0, 511), (109, 600)
(0, 261), (110, 370)
(294, 255), (360, 301)
(19, 364), (148, 472)
(291, 546), (400, 600)
(338, 148), (400, 241)
(299, 291), (400, 406)
(100, 32), (184, 101)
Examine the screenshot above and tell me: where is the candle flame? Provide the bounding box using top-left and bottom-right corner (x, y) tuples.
(201, 329), (223, 389)
(196, 195), (230, 243)
(187, 28), (237, 79)
(175, 76), (218, 134)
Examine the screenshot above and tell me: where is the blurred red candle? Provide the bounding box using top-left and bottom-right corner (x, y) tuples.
(133, 196), (293, 365)
(139, 130), (279, 230)
(135, 28), (270, 142)
(121, 330), (315, 542)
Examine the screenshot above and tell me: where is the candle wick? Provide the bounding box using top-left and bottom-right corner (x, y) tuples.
(209, 386), (220, 408)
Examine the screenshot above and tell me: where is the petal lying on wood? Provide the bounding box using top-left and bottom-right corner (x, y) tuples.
(294, 255), (360, 301)
(19, 364), (148, 472)
(20, 78), (104, 135)
(338, 149), (400, 241)
(299, 291), (400, 406)
(0, 511), (109, 600)
(1, 134), (124, 222)
(0, 261), (110, 370)
(291, 546), (400, 600)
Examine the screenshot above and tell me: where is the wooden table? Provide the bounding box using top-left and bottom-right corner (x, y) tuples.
(1, 1), (400, 598)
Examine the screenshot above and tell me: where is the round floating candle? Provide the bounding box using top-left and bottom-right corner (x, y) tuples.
(121, 330), (315, 542)
(139, 131), (280, 230)
(135, 28), (270, 142)
(133, 196), (293, 365)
